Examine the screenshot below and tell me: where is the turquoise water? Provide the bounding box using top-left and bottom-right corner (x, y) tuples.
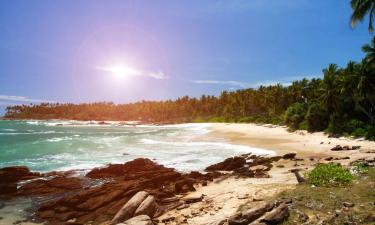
(0, 120), (274, 172)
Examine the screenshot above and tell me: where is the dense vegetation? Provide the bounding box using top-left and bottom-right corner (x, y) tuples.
(4, 37), (375, 139)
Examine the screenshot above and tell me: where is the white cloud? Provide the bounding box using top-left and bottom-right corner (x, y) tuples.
(98, 66), (168, 80)
(191, 80), (250, 88)
(191, 75), (320, 89)
(147, 71), (168, 80)
(0, 95), (56, 103)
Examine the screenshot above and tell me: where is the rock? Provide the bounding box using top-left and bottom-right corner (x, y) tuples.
(0, 166), (40, 195)
(249, 165), (269, 172)
(351, 145), (361, 150)
(177, 204), (189, 210)
(205, 157), (246, 171)
(331, 145), (343, 151)
(183, 195), (203, 204)
(276, 165), (285, 168)
(342, 145), (350, 150)
(161, 216), (175, 223)
(86, 158), (166, 178)
(111, 191), (150, 224)
(120, 215), (153, 225)
(260, 203), (289, 224)
(343, 202), (354, 208)
(174, 215), (187, 224)
(282, 153), (296, 160)
(296, 210), (309, 222)
(325, 157), (333, 161)
(174, 178), (196, 193)
(228, 201), (273, 225)
(134, 195), (157, 218)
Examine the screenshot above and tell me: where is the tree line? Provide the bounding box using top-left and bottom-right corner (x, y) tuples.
(4, 37), (375, 139)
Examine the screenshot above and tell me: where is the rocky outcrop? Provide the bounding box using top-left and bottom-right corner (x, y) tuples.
(205, 157), (246, 171)
(0, 166), (40, 195)
(2, 158), (219, 225)
(205, 154), (286, 178)
(111, 191), (150, 224)
(133, 195), (157, 218)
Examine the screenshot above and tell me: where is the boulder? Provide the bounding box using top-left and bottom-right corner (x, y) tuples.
(119, 215), (153, 225)
(260, 203), (289, 224)
(111, 191), (150, 224)
(174, 178), (196, 193)
(228, 201), (273, 225)
(134, 195), (157, 218)
(282, 153), (296, 160)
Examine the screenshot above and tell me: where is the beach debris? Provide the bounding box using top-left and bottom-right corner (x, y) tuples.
(342, 202), (355, 208)
(290, 169), (306, 183)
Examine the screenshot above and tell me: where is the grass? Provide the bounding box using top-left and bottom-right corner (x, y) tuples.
(278, 167), (375, 225)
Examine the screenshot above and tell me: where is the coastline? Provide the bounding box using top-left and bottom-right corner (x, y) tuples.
(1, 122), (374, 225)
(209, 122), (375, 159)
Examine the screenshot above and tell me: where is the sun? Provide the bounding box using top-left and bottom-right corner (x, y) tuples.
(104, 65), (141, 78)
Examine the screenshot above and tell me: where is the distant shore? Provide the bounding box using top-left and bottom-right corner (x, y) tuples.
(209, 122), (375, 160)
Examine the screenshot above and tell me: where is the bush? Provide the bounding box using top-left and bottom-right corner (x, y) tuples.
(284, 103), (307, 130)
(307, 163), (353, 187)
(305, 102), (328, 132)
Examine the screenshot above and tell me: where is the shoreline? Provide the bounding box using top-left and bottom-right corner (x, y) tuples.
(0, 122), (374, 224)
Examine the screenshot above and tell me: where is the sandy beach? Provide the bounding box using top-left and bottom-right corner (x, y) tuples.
(157, 123), (375, 224)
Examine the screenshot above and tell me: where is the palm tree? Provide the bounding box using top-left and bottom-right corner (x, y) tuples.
(350, 0), (375, 33)
(362, 36), (375, 65)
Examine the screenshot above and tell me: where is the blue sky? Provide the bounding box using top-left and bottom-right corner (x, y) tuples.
(0, 0), (372, 114)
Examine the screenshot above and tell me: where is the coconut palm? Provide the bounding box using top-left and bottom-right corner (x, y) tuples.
(362, 36), (375, 65)
(350, 0), (375, 33)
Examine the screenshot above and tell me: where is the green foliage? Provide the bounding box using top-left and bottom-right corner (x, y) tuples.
(284, 103), (307, 130)
(307, 163), (353, 187)
(305, 102), (328, 132)
(352, 162), (370, 174)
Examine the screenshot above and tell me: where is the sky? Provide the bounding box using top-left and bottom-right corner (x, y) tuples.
(0, 0), (372, 114)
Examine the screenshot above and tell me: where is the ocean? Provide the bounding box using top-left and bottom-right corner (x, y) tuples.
(0, 120), (274, 173)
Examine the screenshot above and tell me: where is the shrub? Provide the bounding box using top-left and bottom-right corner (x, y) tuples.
(307, 163), (353, 187)
(305, 102), (328, 132)
(284, 103), (307, 130)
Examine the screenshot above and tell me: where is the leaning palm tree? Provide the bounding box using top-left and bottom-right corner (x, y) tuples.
(350, 0), (375, 33)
